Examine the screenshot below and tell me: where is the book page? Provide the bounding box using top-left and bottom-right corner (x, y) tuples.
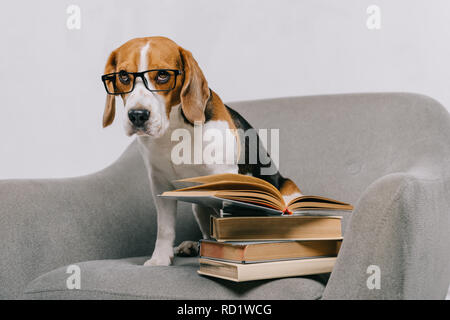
(216, 192), (283, 210)
(178, 173), (281, 196)
(174, 180), (283, 203)
(287, 195), (353, 211)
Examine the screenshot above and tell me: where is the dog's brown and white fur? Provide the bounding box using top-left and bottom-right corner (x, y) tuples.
(102, 37), (301, 266)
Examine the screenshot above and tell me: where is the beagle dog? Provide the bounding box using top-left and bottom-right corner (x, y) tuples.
(102, 37), (301, 266)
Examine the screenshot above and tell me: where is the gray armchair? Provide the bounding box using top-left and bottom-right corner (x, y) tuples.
(1, 93), (449, 299)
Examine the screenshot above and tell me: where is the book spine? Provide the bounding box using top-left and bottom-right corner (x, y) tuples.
(237, 257), (336, 281)
(210, 217), (342, 241)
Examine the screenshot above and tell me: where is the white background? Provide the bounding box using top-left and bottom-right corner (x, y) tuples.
(1, 0), (450, 179)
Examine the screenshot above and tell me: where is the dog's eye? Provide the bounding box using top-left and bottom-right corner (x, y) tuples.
(118, 70), (131, 85)
(156, 70), (170, 84)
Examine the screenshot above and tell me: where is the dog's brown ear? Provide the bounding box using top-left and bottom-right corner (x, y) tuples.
(179, 47), (210, 124)
(103, 95), (116, 128)
(102, 50), (117, 128)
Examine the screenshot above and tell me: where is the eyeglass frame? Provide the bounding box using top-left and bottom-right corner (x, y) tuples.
(101, 69), (182, 95)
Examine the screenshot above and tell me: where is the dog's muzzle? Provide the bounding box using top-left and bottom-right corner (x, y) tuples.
(128, 109), (150, 128)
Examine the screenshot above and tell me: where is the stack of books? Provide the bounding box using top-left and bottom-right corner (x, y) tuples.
(198, 215), (343, 281)
(161, 173), (352, 282)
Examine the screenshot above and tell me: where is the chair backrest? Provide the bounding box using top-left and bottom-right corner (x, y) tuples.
(228, 93), (450, 205)
(112, 92), (450, 241)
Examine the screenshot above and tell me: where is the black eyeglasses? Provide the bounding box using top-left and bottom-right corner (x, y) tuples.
(101, 69), (182, 95)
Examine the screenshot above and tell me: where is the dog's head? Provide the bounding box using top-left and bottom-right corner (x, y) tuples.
(102, 37), (210, 137)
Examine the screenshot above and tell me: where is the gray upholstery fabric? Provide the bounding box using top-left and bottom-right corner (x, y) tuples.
(1, 92), (449, 299)
(323, 171), (450, 299)
(22, 256), (325, 300)
(231, 93), (450, 299)
(0, 143), (201, 299)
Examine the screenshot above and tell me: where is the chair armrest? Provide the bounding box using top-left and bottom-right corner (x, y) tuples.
(323, 171), (450, 299)
(0, 143), (156, 299)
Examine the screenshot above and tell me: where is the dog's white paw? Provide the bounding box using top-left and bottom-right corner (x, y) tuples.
(174, 241), (199, 257)
(143, 254), (173, 266)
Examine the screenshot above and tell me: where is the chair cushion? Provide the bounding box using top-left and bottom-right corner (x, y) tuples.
(23, 256), (326, 300)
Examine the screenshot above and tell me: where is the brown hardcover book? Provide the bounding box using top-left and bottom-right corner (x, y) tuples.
(199, 239), (342, 263)
(198, 257), (336, 282)
(210, 215), (342, 242)
(160, 173), (353, 215)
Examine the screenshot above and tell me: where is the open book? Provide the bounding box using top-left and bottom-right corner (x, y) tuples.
(160, 173), (353, 215)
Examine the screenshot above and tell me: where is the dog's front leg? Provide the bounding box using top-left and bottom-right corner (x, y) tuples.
(173, 204), (218, 257)
(144, 174), (177, 266)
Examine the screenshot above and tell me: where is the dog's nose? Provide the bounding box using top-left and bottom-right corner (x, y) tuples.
(128, 109), (150, 127)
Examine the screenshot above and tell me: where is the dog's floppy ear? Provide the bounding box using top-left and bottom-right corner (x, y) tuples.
(179, 47), (210, 124)
(102, 50), (117, 128)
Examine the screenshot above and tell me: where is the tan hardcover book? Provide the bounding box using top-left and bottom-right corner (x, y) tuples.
(160, 173), (353, 215)
(210, 215), (342, 242)
(198, 257), (336, 282)
(199, 239), (342, 263)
